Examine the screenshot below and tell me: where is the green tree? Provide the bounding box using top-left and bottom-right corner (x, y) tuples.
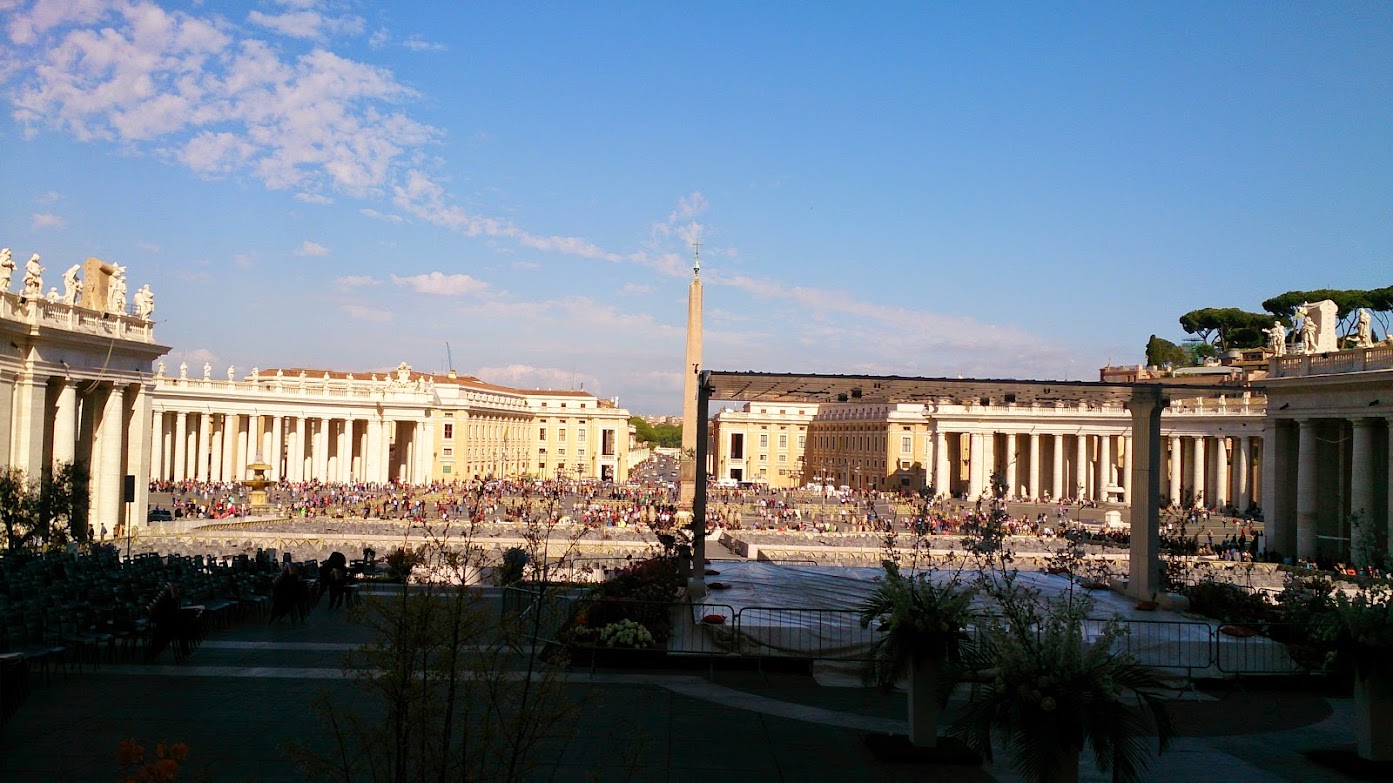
(628, 417), (681, 449)
(0, 461), (89, 549)
(1144, 335), (1189, 368)
(1177, 308), (1274, 350)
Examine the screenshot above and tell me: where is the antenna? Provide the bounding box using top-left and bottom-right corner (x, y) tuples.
(692, 240), (701, 277)
(445, 342), (454, 372)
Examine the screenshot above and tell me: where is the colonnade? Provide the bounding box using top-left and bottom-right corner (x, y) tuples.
(3, 373), (153, 532)
(929, 429), (1262, 508)
(1263, 415), (1393, 562)
(150, 411), (435, 485)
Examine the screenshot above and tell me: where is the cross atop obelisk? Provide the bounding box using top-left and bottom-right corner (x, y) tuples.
(678, 241), (703, 506)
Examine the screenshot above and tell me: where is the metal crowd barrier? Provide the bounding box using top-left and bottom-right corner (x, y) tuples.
(499, 585), (1320, 676)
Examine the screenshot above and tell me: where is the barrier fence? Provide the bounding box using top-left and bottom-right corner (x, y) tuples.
(499, 587), (1320, 676)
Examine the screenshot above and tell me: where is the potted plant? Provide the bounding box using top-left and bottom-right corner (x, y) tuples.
(1302, 583), (1393, 761)
(948, 580), (1173, 782)
(858, 560), (976, 748)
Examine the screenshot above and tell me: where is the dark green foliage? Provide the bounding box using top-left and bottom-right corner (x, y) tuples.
(629, 417), (681, 448)
(1177, 307), (1274, 350)
(1144, 335), (1189, 368)
(0, 461), (91, 550)
(1185, 581), (1269, 625)
(496, 546), (528, 586)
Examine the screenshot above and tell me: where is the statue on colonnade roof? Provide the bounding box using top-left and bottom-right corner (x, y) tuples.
(134, 284), (154, 319)
(61, 264), (81, 305)
(0, 248), (13, 291)
(22, 254), (43, 296)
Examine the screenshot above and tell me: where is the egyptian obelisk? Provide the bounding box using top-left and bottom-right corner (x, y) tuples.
(679, 243), (703, 506)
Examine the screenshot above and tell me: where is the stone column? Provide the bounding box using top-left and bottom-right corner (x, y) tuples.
(52, 380), (78, 467)
(1191, 436), (1206, 507)
(1005, 433), (1020, 498)
(270, 416), (284, 481)
(1073, 434), (1087, 501)
(1386, 416), (1393, 564)
(235, 418), (249, 481)
(126, 384), (152, 528)
(337, 420), (351, 482)
(0, 372), (12, 469)
(967, 433), (983, 498)
(1098, 433), (1112, 501)
(320, 419), (334, 481)
(1027, 432), (1040, 500)
(1235, 436), (1252, 513)
(1168, 436), (1182, 506)
(12, 374), (48, 477)
(1126, 389), (1166, 600)
(287, 418), (302, 482)
(1350, 419), (1376, 565)
(415, 418), (435, 483)
(210, 419), (223, 482)
(149, 411), (164, 481)
(1215, 437), (1231, 509)
(1122, 435), (1134, 505)
(365, 418), (382, 484)
(1051, 434), (1064, 501)
(221, 415), (238, 482)
(173, 412), (188, 481)
(1260, 422), (1278, 551)
(161, 414), (173, 482)
(195, 414), (211, 481)
(94, 384), (125, 532)
(932, 430), (948, 497)
(1296, 419), (1319, 559)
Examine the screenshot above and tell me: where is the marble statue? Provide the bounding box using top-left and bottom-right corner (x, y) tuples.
(179, 362), (188, 380)
(396, 362), (412, 384)
(1265, 321), (1286, 356)
(0, 248), (13, 291)
(61, 264), (82, 305)
(157, 360), (166, 377)
(45, 287), (61, 302)
(22, 254), (43, 297)
(133, 284), (154, 319)
(1300, 309), (1318, 354)
(203, 362), (212, 381)
(227, 365), (236, 381)
(109, 263), (127, 314)
(1355, 308), (1374, 347)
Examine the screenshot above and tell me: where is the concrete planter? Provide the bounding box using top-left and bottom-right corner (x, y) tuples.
(908, 652), (943, 747)
(1355, 666), (1393, 761)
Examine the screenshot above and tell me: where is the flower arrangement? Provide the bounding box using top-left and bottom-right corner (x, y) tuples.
(858, 560), (976, 688)
(115, 738), (189, 783)
(597, 619), (655, 649)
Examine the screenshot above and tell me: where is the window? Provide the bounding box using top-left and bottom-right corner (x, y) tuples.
(759, 434), (768, 448)
(558, 448), (566, 456)
(442, 447), (453, 457)
(778, 434), (787, 449)
(443, 423), (454, 439)
(901, 436), (912, 454)
(601, 429), (616, 456)
(559, 428), (567, 440)
(578, 448), (586, 458)
(778, 454), (787, 463)
(578, 428), (587, 441)
(798, 435), (806, 449)
(442, 464), (452, 474)
(539, 427), (547, 440)
(759, 454), (767, 462)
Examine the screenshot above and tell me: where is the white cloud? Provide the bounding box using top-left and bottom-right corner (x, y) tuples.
(620, 283), (653, 296)
(360, 207), (403, 223)
(333, 274), (380, 291)
(341, 303), (392, 323)
(10, 3), (434, 197)
(37, 190), (63, 204)
(402, 35), (445, 52)
(32, 212), (65, 229)
(367, 27), (390, 48)
(295, 191), (333, 205)
(247, 9), (364, 41)
(295, 240), (329, 256)
(232, 251), (257, 268)
(511, 260), (541, 271)
(475, 364), (592, 392)
(390, 272), (489, 297)
(166, 347), (220, 369)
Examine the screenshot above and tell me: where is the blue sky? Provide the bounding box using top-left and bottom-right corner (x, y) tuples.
(1, 1), (1388, 413)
